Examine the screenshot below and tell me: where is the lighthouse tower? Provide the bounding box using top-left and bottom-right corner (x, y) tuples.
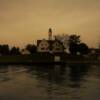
(48, 28), (52, 40)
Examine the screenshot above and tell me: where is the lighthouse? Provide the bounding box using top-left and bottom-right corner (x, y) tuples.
(37, 28), (64, 53)
(48, 28), (52, 40)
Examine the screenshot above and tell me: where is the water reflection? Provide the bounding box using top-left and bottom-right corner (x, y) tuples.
(69, 64), (89, 88)
(0, 65), (27, 83)
(27, 64), (68, 84)
(0, 66), (11, 82)
(27, 64), (89, 87)
(26, 64), (90, 98)
(0, 64), (100, 100)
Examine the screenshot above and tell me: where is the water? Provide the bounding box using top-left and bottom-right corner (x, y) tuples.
(0, 64), (100, 100)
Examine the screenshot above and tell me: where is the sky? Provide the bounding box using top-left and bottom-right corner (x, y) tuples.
(0, 0), (100, 48)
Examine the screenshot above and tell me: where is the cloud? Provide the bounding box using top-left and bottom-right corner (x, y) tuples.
(0, 0), (100, 47)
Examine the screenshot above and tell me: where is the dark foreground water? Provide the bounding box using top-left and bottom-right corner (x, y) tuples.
(0, 64), (100, 100)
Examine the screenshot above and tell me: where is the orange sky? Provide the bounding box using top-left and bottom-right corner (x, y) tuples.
(0, 0), (100, 48)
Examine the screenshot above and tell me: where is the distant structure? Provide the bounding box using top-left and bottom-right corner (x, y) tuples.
(48, 28), (52, 40)
(37, 28), (64, 53)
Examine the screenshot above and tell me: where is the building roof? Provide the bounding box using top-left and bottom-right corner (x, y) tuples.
(37, 39), (63, 45)
(37, 39), (64, 50)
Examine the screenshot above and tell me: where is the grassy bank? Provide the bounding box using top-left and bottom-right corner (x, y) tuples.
(0, 53), (53, 64)
(0, 53), (99, 64)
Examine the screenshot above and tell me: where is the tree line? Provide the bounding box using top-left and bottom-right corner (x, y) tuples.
(55, 34), (89, 55)
(0, 44), (37, 56)
(0, 34), (89, 56)
(68, 35), (89, 55)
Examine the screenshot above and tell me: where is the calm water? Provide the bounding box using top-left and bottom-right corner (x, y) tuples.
(0, 64), (100, 100)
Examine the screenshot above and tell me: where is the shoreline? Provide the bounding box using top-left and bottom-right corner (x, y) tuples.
(0, 54), (99, 65)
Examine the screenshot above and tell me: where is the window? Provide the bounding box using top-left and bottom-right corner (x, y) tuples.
(41, 48), (45, 50)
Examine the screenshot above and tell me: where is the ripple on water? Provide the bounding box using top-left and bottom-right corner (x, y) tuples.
(0, 64), (99, 100)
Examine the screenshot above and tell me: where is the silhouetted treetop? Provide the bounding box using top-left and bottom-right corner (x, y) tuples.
(78, 43), (89, 55)
(0, 44), (10, 55)
(10, 47), (21, 55)
(25, 44), (37, 54)
(69, 34), (80, 44)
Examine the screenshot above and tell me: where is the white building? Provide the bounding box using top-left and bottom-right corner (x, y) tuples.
(37, 28), (64, 53)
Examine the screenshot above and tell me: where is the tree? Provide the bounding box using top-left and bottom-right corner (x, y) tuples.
(68, 34), (80, 55)
(0, 44), (10, 55)
(54, 34), (80, 52)
(69, 42), (78, 55)
(54, 34), (89, 55)
(68, 34), (80, 45)
(25, 44), (37, 54)
(10, 47), (21, 55)
(78, 43), (89, 55)
(54, 34), (69, 49)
